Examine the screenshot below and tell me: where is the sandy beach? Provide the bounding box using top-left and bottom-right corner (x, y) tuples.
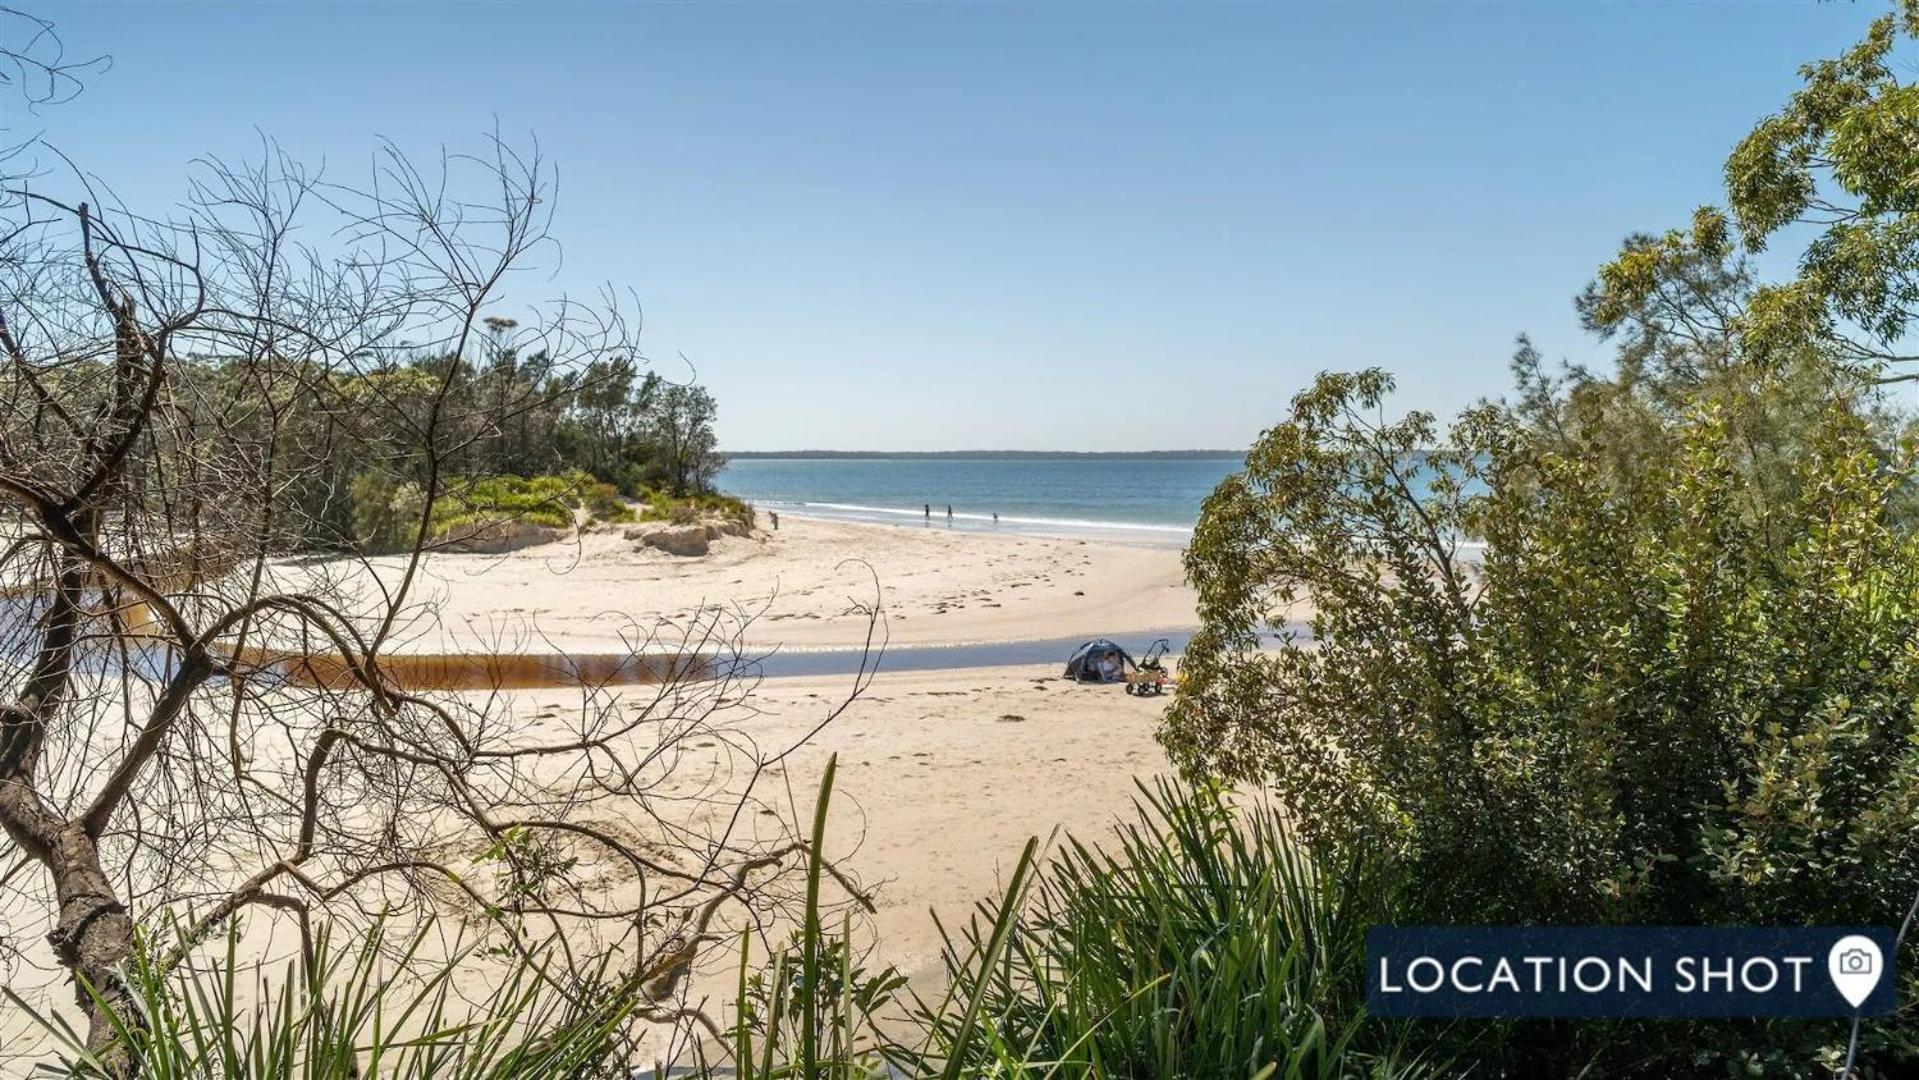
(302, 514), (1196, 655)
(392, 515), (1200, 976)
(466, 658), (1181, 1001)
(773, 662), (1171, 979)
(0, 516), (1203, 1068)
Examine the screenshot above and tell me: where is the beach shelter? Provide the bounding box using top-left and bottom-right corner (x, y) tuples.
(1064, 638), (1135, 683)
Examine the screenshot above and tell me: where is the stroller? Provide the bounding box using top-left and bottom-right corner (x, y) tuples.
(1124, 638), (1173, 696)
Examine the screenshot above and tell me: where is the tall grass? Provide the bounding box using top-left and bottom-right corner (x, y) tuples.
(725, 753), (914, 1080)
(13, 770), (1419, 1078)
(902, 779), (1434, 1078)
(11, 922), (631, 1078)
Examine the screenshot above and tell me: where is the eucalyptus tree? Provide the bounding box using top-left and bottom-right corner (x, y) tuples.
(1164, 4), (1919, 1070)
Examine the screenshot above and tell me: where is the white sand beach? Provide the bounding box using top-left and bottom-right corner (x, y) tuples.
(307, 514), (1197, 654)
(380, 516), (1201, 972)
(0, 517), (1206, 1068)
(472, 659), (1180, 1000)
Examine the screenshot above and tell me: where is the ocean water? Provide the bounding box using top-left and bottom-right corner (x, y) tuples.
(717, 455), (1244, 543)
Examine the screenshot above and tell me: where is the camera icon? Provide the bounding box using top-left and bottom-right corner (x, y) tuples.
(1838, 948), (1875, 976)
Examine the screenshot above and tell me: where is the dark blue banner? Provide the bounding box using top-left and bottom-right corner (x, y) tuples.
(1366, 926), (1897, 1018)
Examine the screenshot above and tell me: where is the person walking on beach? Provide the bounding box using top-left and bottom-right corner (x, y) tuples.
(769, 510), (779, 531)
(992, 512), (999, 526)
(924, 503), (931, 520)
(945, 504), (953, 522)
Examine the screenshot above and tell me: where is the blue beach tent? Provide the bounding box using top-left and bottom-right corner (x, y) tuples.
(1064, 638), (1135, 683)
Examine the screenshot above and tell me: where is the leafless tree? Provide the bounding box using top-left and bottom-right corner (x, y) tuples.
(0, 7), (104, 110)
(0, 129), (875, 1076)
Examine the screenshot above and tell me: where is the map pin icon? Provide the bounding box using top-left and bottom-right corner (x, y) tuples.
(1828, 935), (1885, 1010)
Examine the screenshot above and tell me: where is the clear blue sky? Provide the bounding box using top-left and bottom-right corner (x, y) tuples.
(16, 2), (1873, 451)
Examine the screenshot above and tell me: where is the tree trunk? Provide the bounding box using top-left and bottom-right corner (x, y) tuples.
(48, 827), (139, 1074)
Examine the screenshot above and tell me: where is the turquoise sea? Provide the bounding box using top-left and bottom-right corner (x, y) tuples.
(717, 455), (1243, 543)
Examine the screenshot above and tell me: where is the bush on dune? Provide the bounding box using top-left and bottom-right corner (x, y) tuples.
(635, 489), (756, 531)
(585, 481), (636, 524)
(348, 470), (656, 553)
(344, 468), (760, 554)
(429, 473), (582, 535)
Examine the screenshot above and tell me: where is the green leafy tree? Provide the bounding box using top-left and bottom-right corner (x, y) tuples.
(1164, 368), (1919, 1072)
(1591, 1), (1919, 382)
(647, 382), (725, 496)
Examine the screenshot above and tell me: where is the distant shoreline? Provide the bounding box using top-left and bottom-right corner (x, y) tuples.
(725, 449), (1243, 460)
(758, 501), (1192, 548)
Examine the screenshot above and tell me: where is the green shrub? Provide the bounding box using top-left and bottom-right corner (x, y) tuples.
(347, 469), (756, 552)
(423, 473), (593, 545)
(584, 481), (635, 524)
(612, 461), (655, 499)
(902, 779), (1431, 1079)
(635, 489), (755, 530)
(1166, 369), (1919, 1073)
(354, 472), (645, 550)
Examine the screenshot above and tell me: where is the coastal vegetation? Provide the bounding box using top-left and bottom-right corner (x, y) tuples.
(908, 779), (1426, 1078)
(191, 329), (725, 556)
(1168, 2), (1919, 1073)
(8, 2), (1919, 1079)
(0, 17), (789, 1074)
(29, 767), (1428, 1080)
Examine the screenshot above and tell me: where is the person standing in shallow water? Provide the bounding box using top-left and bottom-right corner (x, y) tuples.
(945, 504), (953, 523)
(924, 503), (930, 520)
